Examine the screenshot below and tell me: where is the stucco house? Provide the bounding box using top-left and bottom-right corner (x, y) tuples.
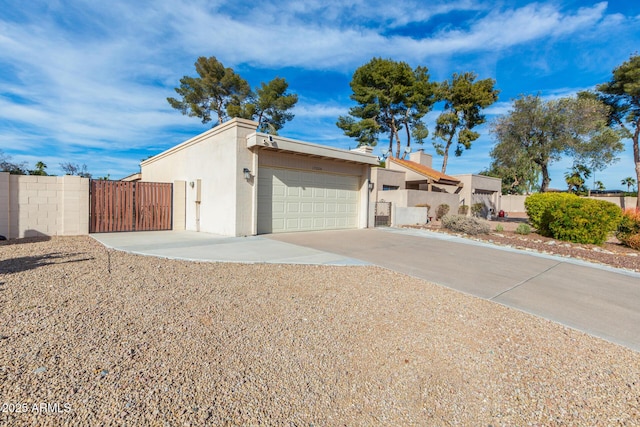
(140, 118), (378, 236)
(370, 149), (502, 219)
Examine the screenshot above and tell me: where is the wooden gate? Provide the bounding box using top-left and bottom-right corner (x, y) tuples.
(90, 180), (172, 233)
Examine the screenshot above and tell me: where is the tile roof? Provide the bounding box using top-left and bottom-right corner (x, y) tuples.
(389, 157), (461, 184)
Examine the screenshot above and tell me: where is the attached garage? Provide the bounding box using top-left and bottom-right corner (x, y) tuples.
(140, 118), (378, 237)
(257, 167), (360, 234)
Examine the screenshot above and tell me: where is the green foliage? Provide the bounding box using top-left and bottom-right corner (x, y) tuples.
(524, 193), (578, 235)
(441, 215), (490, 235)
(433, 72), (499, 173)
(490, 94), (623, 192)
(436, 203), (450, 220)
(168, 56), (297, 133)
(337, 57), (437, 156)
(594, 54), (640, 209)
(480, 163), (539, 195)
(616, 209), (640, 250)
(494, 224), (504, 232)
(546, 198), (622, 245)
(28, 161), (48, 176)
(514, 223), (531, 235)
(228, 77), (298, 134)
(458, 205), (469, 215)
(471, 203), (483, 217)
(621, 177), (637, 192)
(564, 164), (591, 195)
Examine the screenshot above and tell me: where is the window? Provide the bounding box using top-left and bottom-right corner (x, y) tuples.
(382, 185), (399, 191)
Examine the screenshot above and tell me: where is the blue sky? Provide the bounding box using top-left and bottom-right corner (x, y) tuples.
(1, 0), (639, 190)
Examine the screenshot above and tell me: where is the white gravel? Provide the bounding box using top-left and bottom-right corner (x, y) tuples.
(1, 236), (639, 425)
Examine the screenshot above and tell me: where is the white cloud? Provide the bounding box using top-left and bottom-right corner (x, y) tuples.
(0, 0), (637, 184)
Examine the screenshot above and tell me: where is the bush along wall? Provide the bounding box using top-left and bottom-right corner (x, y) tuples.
(616, 209), (640, 250)
(525, 193), (622, 245)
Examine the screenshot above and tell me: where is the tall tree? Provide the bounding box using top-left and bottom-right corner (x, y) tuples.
(227, 77), (298, 134)
(595, 54), (640, 208)
(433, 72), (499, 173)
(168, 56), (251, 126)
(481, 147), (540, 195)
(564, 164), (591, 195)
(490, 94), (623, 192)
(29, 161), (48, 176)
(168, 57), (297, 134)
(337, 57), (437, 158)
(621, 176), (637, 193)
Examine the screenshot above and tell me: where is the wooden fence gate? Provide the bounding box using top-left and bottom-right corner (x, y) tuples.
(90, 180), (173, 233)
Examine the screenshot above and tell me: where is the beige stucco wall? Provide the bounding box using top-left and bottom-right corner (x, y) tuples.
(453, 174), (502, 214)
(376, 189), (459, 212)
(370, 168), (405, 200)
(0, 172), (89, 239)
(141, 118), (259, 236)
(408, 150), (433, 168)
(500, 194), (639, 213)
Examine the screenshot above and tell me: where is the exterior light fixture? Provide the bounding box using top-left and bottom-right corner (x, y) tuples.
(189, 181), (195, 188)
(243, 168), (251, 180)
(368, 181), (374, 191)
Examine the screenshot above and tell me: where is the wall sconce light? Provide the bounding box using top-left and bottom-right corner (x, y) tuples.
(368, 181), (374, 191)
(243, 168), (251, 180)
(189, 181), (194, 188)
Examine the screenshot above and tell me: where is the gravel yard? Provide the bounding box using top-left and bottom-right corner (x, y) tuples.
(1, 236), (639, 425)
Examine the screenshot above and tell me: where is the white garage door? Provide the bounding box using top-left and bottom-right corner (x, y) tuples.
(257, 167), (360, 234)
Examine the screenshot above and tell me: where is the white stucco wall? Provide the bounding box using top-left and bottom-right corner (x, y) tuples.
(141, 118), (259, 236)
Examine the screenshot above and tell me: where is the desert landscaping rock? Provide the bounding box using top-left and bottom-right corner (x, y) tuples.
(1, 236), (639, 425)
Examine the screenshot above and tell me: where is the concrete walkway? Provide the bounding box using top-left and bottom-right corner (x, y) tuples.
(92, 228), (640, 352)
(91, 230), (368, 265)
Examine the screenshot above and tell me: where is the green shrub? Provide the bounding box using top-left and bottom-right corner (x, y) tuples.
(436, 204), (450, 220)
(616, 209), (640, 250)
(524, 193), (579, 235)
(495, 224), (504, 232)
(441, 215), (490, 235)
(458, 205), (469, 215)
(514, 223), (531, 235)
(471, 203), (483, 217)
(546, 198), (622, 245)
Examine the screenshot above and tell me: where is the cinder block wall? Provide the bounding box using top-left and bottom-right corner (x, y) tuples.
(0, 172), (89, 239)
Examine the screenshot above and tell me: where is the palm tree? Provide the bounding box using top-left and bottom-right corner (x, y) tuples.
(593, 180), (605, 192)
(621, 177), (637, 193)
(29, 161), (48, 176)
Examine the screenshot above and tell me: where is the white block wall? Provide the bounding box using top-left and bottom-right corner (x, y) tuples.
(0, 172), (89, 239)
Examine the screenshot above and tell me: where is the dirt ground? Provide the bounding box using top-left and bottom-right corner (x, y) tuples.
(1, 236), (639, 425)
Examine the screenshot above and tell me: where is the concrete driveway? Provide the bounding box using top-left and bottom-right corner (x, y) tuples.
(93, 227), (640, 352)
(266, 228), (640, 352)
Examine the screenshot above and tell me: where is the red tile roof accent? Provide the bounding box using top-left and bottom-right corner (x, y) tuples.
(389, 157), (461, 184)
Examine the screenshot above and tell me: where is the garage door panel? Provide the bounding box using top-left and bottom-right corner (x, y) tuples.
(258, 167), (360, 234)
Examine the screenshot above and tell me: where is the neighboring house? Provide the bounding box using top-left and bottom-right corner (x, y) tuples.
(120, 172), (141, 182)
(139, 118), (378, 236)
(370, 150), (502, 218)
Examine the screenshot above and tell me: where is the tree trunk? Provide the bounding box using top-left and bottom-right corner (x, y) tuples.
(539, 162), (551, 192)
(633, 125), (640, 209)
(403, 122), (411, 160)
(440, 135), (454, 173)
